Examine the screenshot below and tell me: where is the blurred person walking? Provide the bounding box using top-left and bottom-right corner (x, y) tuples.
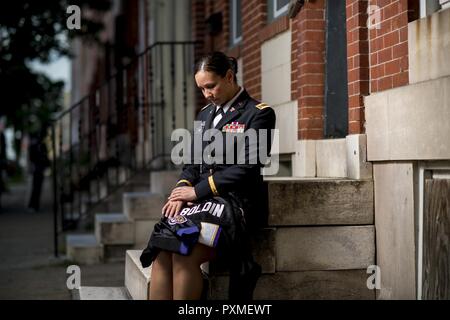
(28, 130), (50, 212)
(0, 117), (7, 210)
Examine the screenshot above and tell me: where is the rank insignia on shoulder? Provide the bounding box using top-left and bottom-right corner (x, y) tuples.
(255, 103), (269, 110)
(222, 121), (245, 133)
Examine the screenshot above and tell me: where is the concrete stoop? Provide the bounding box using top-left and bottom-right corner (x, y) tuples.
(72, 286), (131, 300)
(74, 176), (376, 300)
(122, 223), (376, 300)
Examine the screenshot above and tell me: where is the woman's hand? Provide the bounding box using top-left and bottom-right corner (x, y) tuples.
(161, 200), (185, 218)
(168, 186), (197, 202)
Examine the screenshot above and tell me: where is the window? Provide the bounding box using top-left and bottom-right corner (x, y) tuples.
(268, 0), (289, 22)
(230, 0), (242, 46)
(419, 0), (442, 18)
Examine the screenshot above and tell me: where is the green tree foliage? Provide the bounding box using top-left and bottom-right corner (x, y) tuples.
(0, 0), (110, 145)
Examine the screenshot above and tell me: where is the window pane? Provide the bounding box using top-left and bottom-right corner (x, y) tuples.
(276, 0), (289, 11)
(236, 0), (242, 38)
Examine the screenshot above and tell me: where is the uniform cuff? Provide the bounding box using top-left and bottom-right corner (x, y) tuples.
(175, 179), (193, 187)
(194, 175), (219, 200)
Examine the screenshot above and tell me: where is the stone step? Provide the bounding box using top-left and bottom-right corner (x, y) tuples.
(266, 178), (374, 226)
(209, 270), (376, 300)
(211, 225), (374, 275)
(66, 234), (103, 265)
(104, 244), (134, 262)
(124, 223), (374, 300)
(275, 225), (375, 271)
(72, 286), (131, 300)
(125, 250), (151, 300)
(150, 170), (181, 197)
(123, 192), (165, 220)
(95, 213), (134, 245)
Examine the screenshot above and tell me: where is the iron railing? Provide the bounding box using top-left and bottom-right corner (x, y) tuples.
(50, 41), (199, 257)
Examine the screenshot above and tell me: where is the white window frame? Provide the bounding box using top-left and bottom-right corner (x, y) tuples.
(273, 0), (289, 19)
(440, 0), (450, 9)
(419, 0), (442, 18)
(231, 0), (242, 45)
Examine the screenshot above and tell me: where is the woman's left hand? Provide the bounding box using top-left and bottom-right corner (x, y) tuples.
(168, 186), (197, 202)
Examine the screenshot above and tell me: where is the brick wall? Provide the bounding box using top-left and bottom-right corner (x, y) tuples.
(292, 0), (326, 140)
(241, 0), (267, 100)
(346, 0), (370, 134)
(369, 0), (409, 92)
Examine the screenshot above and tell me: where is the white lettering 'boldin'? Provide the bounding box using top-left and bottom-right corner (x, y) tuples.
(179, 201), (224, 218)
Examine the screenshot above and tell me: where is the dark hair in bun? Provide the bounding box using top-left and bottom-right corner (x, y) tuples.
(195, 51), (238, 83)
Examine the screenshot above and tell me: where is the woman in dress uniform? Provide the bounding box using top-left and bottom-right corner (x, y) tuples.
(141, 51), (276, 300)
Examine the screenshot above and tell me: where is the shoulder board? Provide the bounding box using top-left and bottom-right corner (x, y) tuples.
(255, 103), (269, 110)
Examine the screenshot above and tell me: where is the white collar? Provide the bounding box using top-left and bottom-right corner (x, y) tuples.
(216, 87), (243, 114)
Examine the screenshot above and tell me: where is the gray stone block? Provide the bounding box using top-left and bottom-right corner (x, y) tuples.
(255, 270), (376, 299)
(123, 192), (165, 220)
(316, 139), (347, 178)
(268, 179), (374, 226)
(95, 213), (134, 245)
(125, 250), (151, 300)
(150, 170), (181, 197)
(66, 234), (103, 265)
(73, 286), (131, 300)
(209, 270), (376, 300)
(276, 226), (375, 271)
(104, 244), (134, 262)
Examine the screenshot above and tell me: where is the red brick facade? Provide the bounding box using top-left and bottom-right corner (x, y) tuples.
(292, 0), (326, 140)
(346, 0), (370, 134)
(191, 0), (415, 140)
(369, 0), (410, 93)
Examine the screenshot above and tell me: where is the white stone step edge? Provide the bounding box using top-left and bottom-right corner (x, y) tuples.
(125, 250), (151, 300)
(72, 286), (131, 300)
(66, 234), (103, 265)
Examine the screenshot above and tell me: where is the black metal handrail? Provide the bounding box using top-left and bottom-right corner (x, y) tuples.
(50, 41), (199, 257)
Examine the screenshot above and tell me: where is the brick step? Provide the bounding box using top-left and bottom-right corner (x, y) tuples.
(72, 286), (131, 300)
(266, 177), (374, 226)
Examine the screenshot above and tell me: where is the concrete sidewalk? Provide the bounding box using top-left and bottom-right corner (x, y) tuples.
(0, 177), (124, 300)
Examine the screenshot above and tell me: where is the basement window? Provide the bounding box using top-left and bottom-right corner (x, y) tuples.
(419, 0), (442, 18)
(267, 0), (289, 22)
(230, 0), (242, 46)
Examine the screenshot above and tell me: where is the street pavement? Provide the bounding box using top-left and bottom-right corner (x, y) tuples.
(0, 176), (124, 300)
